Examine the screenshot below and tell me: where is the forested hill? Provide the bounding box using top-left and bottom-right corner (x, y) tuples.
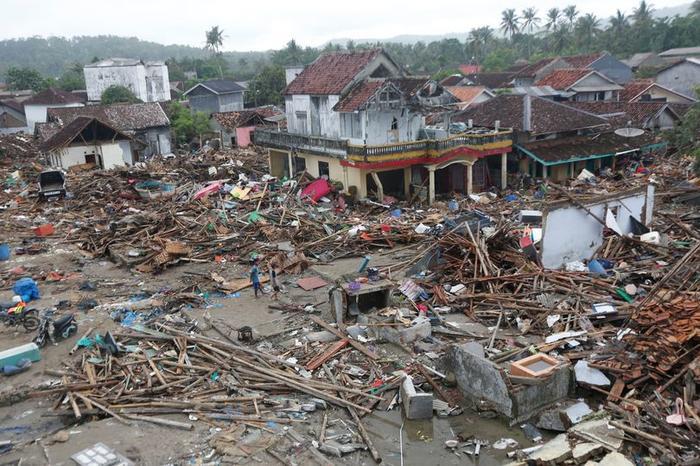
(0, 35), (269, 77)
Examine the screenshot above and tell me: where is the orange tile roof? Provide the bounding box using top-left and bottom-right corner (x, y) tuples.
(333, 80), (385, 112)
(562, 52), (605, 68)
(619, 79), (655, 101)
(535, 68), (593, 90)
(445, 86), (488, 105)
(284, 49), (383, 95)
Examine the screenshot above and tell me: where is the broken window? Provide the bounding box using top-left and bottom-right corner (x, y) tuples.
(295, 156), (306, 173)
(391, 117), (398, 130)
(318, 161), (330, 178)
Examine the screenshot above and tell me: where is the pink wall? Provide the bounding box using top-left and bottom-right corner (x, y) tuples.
(236, 126), (256, 148)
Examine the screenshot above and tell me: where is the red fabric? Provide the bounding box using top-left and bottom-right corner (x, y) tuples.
(301, 178), (332, 202)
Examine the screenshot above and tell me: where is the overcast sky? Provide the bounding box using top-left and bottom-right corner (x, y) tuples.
(1, 0), (688, 51)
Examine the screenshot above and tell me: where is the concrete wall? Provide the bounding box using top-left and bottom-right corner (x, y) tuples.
(635, 85), (695, 103)
(363, 107), (423, 145)
(445, 343), (572, 424)
(656, 61), (700, 99)
(144, 64), (171, 102)
(49, 142), (131, 170)
(140, 127), (172, 157)
(25, 103), (83, 132)
(218, 92), (244, 112)
(84, 65), (148, 102)
(592, 54), (633, 84)
(541, 185), (655, 269)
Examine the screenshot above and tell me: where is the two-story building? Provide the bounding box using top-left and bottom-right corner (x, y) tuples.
(84, 58), (170, 103)
(256, 49), (511, 204)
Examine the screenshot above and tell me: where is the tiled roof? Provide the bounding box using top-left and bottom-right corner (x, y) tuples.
(519, 130), (656, 164)
(184, 79), (246, 95)
(658, 46), (700, 57)
(562, 52), (605, 68)
(462, 72), (512, 88)
(47, 102), (169, 132)
(535, 68), (592, 90)
(284, 49), (383, 95)
(564, 101), (672, 127)
(511, 57), (557, 78)
(35, 122), (61, 141)
(211, 106), (282, 130)
(445, 86), (488, 105)
(0, 98), (24, 114)
(41, 116), (130, 152)
(454, 94), (608, 135)
(388, 77), (430, 97)
(619, 79), (655, 101)
(333, 80), (385, 112)
(440, 75), (467, 86)
(458, 64), (481, 74)
(23, 87), (85, 106)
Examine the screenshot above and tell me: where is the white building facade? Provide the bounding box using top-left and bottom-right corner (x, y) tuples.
(84, 58), (170, 103)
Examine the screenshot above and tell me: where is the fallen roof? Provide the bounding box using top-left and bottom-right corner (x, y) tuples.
(284, 49), (384, 95)
(46, 102), (170, 133)
(211, 106), (282, 130)
(518, 131), (659, 166)
(454, 94), (608, 135)
(535, 68), (595, 90)
(333, 80), (386, 112)
(183, 79), (246, 96)
(41, 116), (131, 152)
(23, 87), (85, 106)
(564, 101), (677, 127)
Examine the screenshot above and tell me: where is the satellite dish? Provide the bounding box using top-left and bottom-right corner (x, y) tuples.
(614, 127), (645, 137)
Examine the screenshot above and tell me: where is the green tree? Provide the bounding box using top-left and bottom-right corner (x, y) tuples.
(101, 85), (140, 104)
(205, 26), (225, 78)
(246, 65), (286, 106)
(564, 5), (579, 27)
(545, 8), (561, 31)
(56, 63), (85, 91)
(501, 9), (521, 40)
(4, 66), (48, 91)
(169, 101), (210, 144)
(522, 7), (540, 34)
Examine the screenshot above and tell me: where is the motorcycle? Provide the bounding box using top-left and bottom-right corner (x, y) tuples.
(33, 314), (78, 348)
(0, 301), (39, 332)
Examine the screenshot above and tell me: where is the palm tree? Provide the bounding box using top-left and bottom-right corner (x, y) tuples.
(500, 9), (520, 39)
(545, 8), (561, 31)
(468, 26), (494, 62)
(205, 26), (224, 54)
(633, 1), (654, 23)
(576, 13), (601, 50)
(550, 23), (569, 53)
(521, 7), (540, 34)
(205, 26), (225, 78)
(693, 0), (700, 15)
(610, 10), (630, 36)
(564, 5), (579, 27)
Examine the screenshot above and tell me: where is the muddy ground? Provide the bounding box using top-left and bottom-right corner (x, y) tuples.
(0, 241), (538, 465)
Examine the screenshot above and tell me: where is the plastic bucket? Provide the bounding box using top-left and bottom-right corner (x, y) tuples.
(0, 244), (10, 261)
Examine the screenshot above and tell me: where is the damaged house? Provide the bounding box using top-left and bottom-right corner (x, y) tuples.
(183, 80), (246, 114)
(456, 94), (666, 182)
(210, 106), (282, 148)
(83, 58), (171, 103)
(40, 102), (172, 160)
(256, 48), (511, 203)
(0, 99), (27, 134)
(22, 87), (85, 132)
(41, 117), (134, 170)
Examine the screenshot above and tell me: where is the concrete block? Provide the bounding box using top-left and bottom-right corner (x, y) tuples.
(527, 433), (572, 464)
(570, 418), (623, 451)
(572, 442), (605, 464)
(379, 319), (431, 344)
(596, 452), (634, 466)
(445, 344), (572, 423)
(400, 375), (433, 420)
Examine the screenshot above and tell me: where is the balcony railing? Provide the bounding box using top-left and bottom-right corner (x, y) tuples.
(254, 128), (513, 164)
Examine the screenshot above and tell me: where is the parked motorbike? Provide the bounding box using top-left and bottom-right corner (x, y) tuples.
(0, 301), (39, 332)
(33, 314), (78, 348)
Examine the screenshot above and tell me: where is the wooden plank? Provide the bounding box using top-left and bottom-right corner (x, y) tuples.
(309, 315), (378, 360)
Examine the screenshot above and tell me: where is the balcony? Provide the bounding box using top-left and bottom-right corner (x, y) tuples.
(254, 128), (513, 166)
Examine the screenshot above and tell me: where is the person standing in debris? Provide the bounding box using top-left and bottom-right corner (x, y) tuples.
(269, 257), (280, 300)
(250, 258), (262, 298)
